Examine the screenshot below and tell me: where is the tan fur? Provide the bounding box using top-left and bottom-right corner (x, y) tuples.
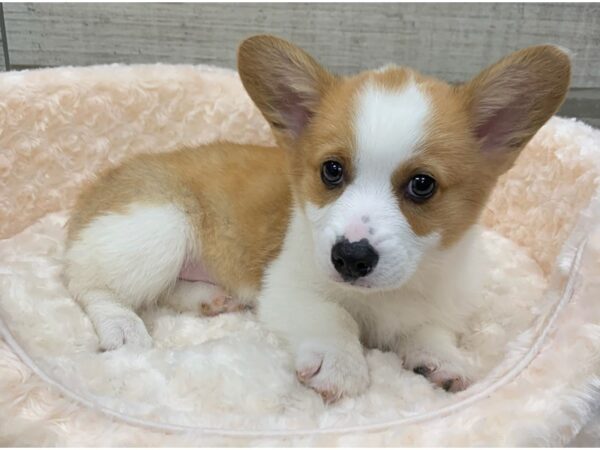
(386, 75), (497, 247)
(68, 143), (291, 294)
(292, 75), (366, 209)
(414, 45), (570, 246)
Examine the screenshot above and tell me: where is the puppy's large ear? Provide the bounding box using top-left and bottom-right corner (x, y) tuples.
(238, 35), (337, 146)
(463, 45), (571, 172)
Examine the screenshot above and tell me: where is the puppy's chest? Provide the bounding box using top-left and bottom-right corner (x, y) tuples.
(337, 291), (432, 348)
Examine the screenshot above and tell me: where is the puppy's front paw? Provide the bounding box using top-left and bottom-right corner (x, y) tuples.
(295, 341), (369, 403)
(94, 311), (153, 351)
(402, 330), (476, 393)
(412, 364), (470, 393)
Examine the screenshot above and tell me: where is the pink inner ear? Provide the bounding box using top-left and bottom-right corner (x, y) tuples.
(476, 100), (527, 152)
(276, 84), (314, 138)
(178, 261), (216, 284)
(473, 66), (536, 153)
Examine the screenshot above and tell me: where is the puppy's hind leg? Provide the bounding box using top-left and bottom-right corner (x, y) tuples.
(65, 203), (194, 351)
(166, 281), (250, 317)
(81, 290), (153, 351)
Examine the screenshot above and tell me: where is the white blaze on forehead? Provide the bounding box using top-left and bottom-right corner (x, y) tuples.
(354, 80), (430, 177)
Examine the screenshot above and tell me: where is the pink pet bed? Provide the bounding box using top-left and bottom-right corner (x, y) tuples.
(0, 65), (599, 446)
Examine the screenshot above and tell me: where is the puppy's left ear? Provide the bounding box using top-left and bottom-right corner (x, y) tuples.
(463, 45), (571, 173)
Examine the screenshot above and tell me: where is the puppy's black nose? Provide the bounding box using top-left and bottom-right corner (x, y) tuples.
(331, 238), (379, 281)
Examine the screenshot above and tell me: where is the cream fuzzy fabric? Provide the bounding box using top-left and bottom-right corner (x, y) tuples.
(0, 64), (599, 446)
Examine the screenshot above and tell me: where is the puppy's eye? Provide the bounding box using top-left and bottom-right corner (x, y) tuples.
(321, 160), (344, 187)
(406, 174), (436, 202)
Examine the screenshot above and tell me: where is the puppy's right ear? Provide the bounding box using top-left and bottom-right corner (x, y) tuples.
(238, 35), (337, 146)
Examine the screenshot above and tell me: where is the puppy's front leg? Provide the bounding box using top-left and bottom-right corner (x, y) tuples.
(259, 287), (369, 402)
(400, 325), (476, 393)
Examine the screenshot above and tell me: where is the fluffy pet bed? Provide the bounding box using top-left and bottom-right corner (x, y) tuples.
(0, 64), (599, 446)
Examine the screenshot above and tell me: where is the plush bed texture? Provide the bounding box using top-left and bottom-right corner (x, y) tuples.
(0, 64), (599, 446)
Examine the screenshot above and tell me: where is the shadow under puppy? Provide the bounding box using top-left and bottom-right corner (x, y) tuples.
(63, 35), (570, 402)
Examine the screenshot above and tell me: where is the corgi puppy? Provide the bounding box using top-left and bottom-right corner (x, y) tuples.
(64, 35), (570, 401)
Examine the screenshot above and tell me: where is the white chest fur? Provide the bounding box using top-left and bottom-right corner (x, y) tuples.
(260, 204), (483, 350)
(257, 204), (485, 398)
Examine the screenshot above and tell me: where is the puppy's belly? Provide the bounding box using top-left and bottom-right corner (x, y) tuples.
(178, 260), (217, 284)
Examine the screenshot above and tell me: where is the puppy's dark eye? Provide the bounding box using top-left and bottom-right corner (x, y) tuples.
(321, 160), (344, 187)
(406, 174), (436, 202)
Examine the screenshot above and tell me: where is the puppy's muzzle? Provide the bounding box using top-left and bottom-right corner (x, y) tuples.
(331, 238), (379, 281)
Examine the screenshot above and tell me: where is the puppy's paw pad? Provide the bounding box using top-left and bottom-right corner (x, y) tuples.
(413, 365), (434, 377)
(412, 365), (470, 393)
(429, 370), (470, 393)
(295, 354), (323, 384)
(97, 314), (152, 351)
(199, 294), (249, 317)
(296, 343), (369, 403)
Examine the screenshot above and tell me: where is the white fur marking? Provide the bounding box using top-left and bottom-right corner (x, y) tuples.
(66, 203), (193, 306)
(354, 80), (430, 176)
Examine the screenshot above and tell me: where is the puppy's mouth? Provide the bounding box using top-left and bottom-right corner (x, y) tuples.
(326, 265), (410, 294)
(327, 271), (375, 290)
(348, 279), (375, 290)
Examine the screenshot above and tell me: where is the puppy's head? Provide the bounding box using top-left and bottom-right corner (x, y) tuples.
(238, 35), (570, 291)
